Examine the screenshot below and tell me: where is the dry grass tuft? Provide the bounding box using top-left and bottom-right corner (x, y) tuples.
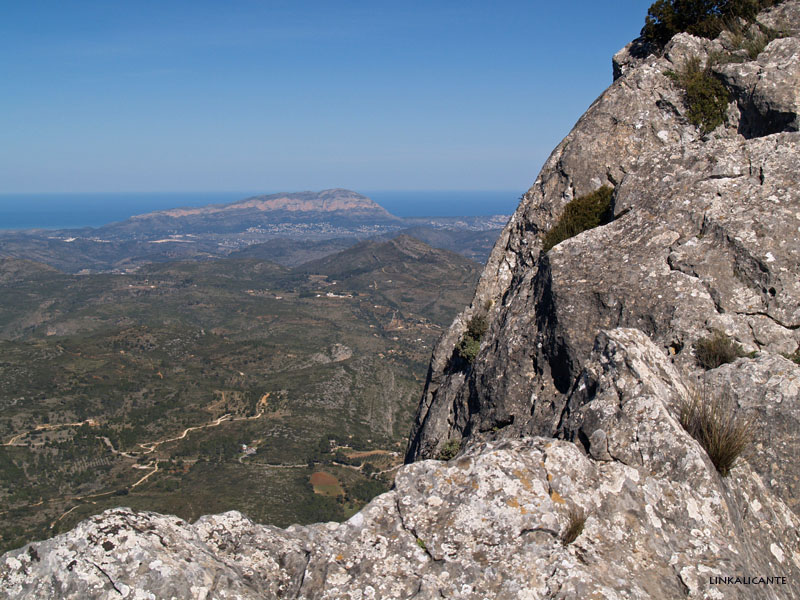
(694, 329), (747, 369)
(561, 506), (586, 546)
(679, 388), (753, 477)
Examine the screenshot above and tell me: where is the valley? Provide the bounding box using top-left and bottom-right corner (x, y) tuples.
(0, 235), (481, 553)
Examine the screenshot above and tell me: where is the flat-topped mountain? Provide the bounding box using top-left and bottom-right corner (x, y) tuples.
(136, 188), (397, 222)
(98, 188), (401, 238)
(0, 190), (505, 273)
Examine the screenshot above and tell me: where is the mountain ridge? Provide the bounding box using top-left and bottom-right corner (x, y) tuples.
(132, 188), (397, 221)
(0, 189), (506, 273)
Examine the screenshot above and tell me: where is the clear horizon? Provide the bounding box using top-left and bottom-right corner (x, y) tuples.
(2, 1), (651, 194)
(0, 189), (521, 230)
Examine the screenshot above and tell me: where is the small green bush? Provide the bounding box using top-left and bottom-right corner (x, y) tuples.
(642, 0), (785, 46)
(740, 23), (785, 57)
(666, 56), (730, 134)
(679, 388), (753, 476)
(456, 337), (481, 363)
(456, 313), (489, 364)
(437, 439), (461, 460)
(541, 186), (614, 253)
(783, 349), (800, 365)
(694, 329), (747, 369)
(561, 506), (586, 546)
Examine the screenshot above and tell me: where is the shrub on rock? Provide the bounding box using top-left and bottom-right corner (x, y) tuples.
(456, 313), (489, 364)
(694, 329), (747, 369)
(541, 186), (614, 253)
(642, 0), (786, 46)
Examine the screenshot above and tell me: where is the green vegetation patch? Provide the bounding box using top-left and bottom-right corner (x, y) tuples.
(716, 19), (788, 59)
(666, 56), (730, 134)
(541, 186), (614, 253)
(437, 439), (462, 461)
(456, 314), (489, 364)
(642, 0), (785, 46)
(785, 349), (800, 365)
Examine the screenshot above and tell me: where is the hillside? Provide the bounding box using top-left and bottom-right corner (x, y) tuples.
(294, 235), (480, 327)
(228, 237), (359, 267)
(3, 2), (800, 598)
(229, 228), (504, 267)
(0, 239), (479, 554)
(378, 226), (503, 264)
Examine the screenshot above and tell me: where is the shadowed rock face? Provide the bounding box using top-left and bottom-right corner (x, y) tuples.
(3, 3), (800, 599)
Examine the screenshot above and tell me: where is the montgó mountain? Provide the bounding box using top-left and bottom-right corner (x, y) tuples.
(106, 189), (402, 237)
(0, 189), (505, 273)
(2, 2), (800, 598)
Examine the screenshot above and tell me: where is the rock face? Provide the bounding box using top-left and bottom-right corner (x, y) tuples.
(406, 2), (800, 464)
(3, 3), (800, 598)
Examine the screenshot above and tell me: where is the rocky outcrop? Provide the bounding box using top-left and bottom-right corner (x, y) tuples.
(406, 2), (800, 464)
(3, 2), (800, 598)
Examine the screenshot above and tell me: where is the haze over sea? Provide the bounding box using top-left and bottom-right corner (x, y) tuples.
(0, 190), (518, 231)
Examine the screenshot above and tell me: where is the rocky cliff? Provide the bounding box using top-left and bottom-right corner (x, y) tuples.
(3, 3), (800, 598)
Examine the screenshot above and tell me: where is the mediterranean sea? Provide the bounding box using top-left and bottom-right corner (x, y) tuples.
(0, 190), (519, 231)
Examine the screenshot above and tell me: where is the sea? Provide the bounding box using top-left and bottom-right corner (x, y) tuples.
(0, 190), (520, 231)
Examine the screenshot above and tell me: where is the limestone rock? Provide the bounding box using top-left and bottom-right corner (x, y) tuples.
(406, 4), (800, 464)
(703, 354), (800, 514)
(716, 37), (800, 137)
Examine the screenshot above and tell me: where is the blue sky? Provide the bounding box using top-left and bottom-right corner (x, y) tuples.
(1, 1), (651, 193)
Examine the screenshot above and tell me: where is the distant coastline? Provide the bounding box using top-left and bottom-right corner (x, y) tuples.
(0, 190), (519, 231)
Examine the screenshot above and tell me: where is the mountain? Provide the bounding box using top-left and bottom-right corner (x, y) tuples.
(99, 188), (401, 237)
(377, 226), (503, 264)
(0, 190), (505, 273)
(228, 237), (360, 267)
(228, 228), (504, 267)
(294, 235), (481, 326)
(3, 2), (800, 598)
